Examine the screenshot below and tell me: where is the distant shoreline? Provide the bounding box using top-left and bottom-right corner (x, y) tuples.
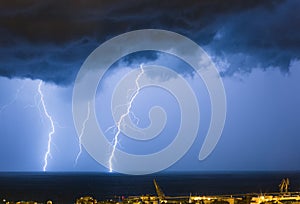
(0, 171), (299, 203)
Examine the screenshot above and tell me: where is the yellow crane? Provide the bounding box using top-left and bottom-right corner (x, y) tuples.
(279, 178), (290, 194)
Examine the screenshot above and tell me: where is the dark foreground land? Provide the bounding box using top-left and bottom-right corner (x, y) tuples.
(0, 171), (299, 204)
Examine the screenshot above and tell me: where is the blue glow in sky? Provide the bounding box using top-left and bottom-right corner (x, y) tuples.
(0, 59), (299, 172)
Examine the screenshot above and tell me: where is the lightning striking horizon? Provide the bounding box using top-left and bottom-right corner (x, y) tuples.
(108, 65), (145, 172)
(75, 101), (91, 165)
(38, 81), (55, 172)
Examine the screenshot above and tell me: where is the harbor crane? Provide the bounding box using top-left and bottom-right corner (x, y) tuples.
(279, 178), (290, 194)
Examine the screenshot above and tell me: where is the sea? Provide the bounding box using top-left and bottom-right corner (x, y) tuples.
(0, 171), (299, 204)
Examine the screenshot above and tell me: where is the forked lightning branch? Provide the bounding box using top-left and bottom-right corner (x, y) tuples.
(38, 81), (56, 172)
(108, 65), (145, 172)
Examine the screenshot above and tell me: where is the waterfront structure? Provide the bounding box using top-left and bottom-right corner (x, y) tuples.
(2, 178), (300, 204)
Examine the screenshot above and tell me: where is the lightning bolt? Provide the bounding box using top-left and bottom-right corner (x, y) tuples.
(75, 101), (91, 165)
(0, 82), (25, 115)
(108, 64), (144, 172)
(37, 81), (55, 172)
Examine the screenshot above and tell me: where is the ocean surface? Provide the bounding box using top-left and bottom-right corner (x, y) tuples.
(0, 171), (299, 204)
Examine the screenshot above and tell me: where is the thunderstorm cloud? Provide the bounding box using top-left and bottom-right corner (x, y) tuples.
(0, 0), (299, 85)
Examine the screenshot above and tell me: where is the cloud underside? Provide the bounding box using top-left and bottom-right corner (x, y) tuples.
(0, 0), (299, 85)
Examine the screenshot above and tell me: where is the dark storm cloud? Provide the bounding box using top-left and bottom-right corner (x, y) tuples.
(0, 0), (299, 85)
(204, 0), (300, 76)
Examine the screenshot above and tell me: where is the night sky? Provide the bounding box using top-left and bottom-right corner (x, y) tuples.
(0, 0), (299, 173)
